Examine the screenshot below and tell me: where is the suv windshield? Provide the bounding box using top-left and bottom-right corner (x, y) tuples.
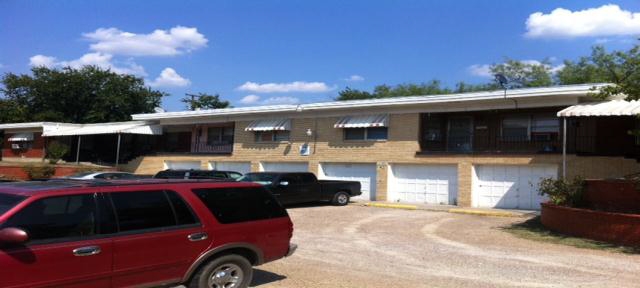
(237, 173), (277, 185)
(0, 193), (27, 216)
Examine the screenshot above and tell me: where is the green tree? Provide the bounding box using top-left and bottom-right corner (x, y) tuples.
(490, 59), (553, 88)
(557, 44), (640, 100)
(181, 93), (231, 110)
(1, 66), (165, 123)
(336, 80), (498, 101)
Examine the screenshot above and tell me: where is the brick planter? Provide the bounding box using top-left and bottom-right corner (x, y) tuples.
(541, 203), (640, 247)
(0, 165), (114, 181)
(584, 179), (640, 213)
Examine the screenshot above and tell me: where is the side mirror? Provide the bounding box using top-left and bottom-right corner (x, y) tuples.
(279, 181), (289, 186)
(0, 227), (29, 245)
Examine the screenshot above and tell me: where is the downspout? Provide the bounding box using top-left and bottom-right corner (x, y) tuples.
(503, 88), (518, 109)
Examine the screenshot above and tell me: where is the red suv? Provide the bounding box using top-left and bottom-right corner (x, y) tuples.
(0, 180), (296, 288)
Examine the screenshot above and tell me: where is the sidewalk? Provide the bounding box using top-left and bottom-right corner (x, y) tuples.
(352, 201), (539, 218)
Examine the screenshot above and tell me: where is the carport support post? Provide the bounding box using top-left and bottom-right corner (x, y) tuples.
(115, 133), (121, 168)
(75, 135), (82, 165)
(562, 117), (567, 179)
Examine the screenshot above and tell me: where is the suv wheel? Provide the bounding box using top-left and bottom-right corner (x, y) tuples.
(332, 191), (350, 206)
(189, 254), (253, 288)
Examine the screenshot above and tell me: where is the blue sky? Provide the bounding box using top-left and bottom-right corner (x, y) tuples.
(2, 1), (640, 111)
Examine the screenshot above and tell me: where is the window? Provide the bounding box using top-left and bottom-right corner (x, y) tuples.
(1, 194), (97, 243)
(502, 115), (560, 142)
(255, 131), (290, 142)
(299, 173), (317, 183)
(344, 127), (388, 141)
(228, 172), (243, 180)
(423, 116), (443, 141)
(189, 170), (227, 179)
(207, 126), (234, 145)
(192, 187), (287, 224)
(166, 191), (199, 226)
(0, 193), (26, 215)
(502, 117), (530, 141)
(109, 190), (197, 233)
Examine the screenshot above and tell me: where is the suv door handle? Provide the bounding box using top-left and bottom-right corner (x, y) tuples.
(73, 246), (101, 257)
(188, 232), (208, 242)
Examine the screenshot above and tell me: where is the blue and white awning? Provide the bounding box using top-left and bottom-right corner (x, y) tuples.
(245, 119), (291, 131)
(334, 114), (389, 128)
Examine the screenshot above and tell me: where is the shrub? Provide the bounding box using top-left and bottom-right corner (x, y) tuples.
(23, 165), (56, 180)
(538, 176), (585, 207)
(46, 141), (70, 164)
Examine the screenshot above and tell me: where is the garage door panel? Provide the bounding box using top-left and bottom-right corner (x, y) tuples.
(261, 162), (308, 172)
(319, 163), (376, 201)
(210, 162), (252, 174)
(389, 164), (458, 205)
(164, 161), (201, 170)
(474, 165), (556, 210)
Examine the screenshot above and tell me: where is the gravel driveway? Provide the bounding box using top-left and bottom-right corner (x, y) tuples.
(250, 204), (640, 288)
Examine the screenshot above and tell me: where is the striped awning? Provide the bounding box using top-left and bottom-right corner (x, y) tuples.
(244, 119), (291, 131)
(334, 114), (389, 128)
(8, 132), (34, 142)
(557, 100), (640, 117)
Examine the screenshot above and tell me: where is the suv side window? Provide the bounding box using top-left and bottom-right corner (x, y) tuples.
(1, 194), (97, 244)
(279, 175), (301, 185)
(192, 187), (287, 224)
(299, 173), (316, 183)
(109, 190), (198, 233)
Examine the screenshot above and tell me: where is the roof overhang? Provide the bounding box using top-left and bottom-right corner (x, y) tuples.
(557, 100), (640, 117)
(42, 121), (163, 136)
(131, 84), (610, 122)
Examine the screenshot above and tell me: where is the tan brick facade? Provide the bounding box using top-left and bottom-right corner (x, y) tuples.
(123, 113), (640, 206)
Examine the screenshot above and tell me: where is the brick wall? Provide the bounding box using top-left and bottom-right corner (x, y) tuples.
(2, 132), (45, 159)
(123, 113), (640, 206)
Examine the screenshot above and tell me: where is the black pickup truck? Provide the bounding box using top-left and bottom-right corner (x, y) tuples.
(238, 172), (362, 206)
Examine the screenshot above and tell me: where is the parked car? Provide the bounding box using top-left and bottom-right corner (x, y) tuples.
(62, 171), (143, 180)
(238, 172), (362, 206)
(154, 169), (243, 180)
(0, 179), (295, 288)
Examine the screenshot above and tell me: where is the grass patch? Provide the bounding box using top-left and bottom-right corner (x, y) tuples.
(502, 216), (640, 254)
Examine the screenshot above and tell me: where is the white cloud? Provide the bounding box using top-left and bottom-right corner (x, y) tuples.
(238, 94), (300, 106)
(240, 94), (261, 104)
(467, 60), (565, 78)
(83, 26), (208, 56)
(344, 75), (364, 82)
(29, 55), (58, 68)
(525, 4), (640, 38)
(467, 64), (492, 78)
(237, 81), (333, 93)
(29, 52), (147, 76)
(148, 68), (190, 87)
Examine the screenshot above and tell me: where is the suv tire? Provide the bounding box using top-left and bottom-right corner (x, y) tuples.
(332, 191), (350, 206)
(188, 254), (253, 288)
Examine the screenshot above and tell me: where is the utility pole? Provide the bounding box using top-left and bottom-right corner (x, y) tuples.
(185, 93), (200, 111)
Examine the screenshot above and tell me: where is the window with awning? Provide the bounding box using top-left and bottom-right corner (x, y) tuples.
(334, 114), (389, 141)
(245, 119), (291, 131)
(245, 119), (291, 142)
(8, 132), (34, 142)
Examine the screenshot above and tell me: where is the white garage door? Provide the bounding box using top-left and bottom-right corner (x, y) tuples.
(209, 161), (252, 175)
(261, 162), (309, 172)
(164, 160), (201, 170)
(319, 163), (376, 201)
(474, 165), (557, 210)
(388, 164), (458, 205)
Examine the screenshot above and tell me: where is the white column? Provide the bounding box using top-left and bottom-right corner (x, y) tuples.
(562, 117), (567, 179)
(75, 136), (82, 165)
(115, 133), (122, 167)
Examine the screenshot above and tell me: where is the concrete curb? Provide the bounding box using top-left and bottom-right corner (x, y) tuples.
(363, 202), (418, 210)
(357, 202), (531, 218)
(447, 208), (521, 218)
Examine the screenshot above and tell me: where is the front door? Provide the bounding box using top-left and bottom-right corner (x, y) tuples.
(447, 117), (473, 152)
(0, 193), (112, 288)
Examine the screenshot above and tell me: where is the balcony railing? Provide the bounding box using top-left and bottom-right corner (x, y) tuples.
(419, 136), (562, 154)
(191, 142), (233, 154)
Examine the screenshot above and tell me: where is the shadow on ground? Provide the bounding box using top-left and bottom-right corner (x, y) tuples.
(250, 269), (287, 286)
(502, 216), (640, 254)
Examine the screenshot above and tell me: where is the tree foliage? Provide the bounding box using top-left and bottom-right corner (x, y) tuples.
(490, 59), (554, 88)
(337, 80), (497, 101)
(180, 93), (230, 110)
(1, 66), (166, 123)
(557, 44), (640, 100)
